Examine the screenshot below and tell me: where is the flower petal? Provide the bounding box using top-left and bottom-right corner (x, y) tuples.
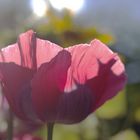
(31, 50), (71, 121)
(0, 30), (62, 69)
(0, 63), (34, 120)
(0, 30), (126, 124)
(0, 30), (36, 69)
(88, 40), (127, 109)
(17, 30), (37, 68)
(66, 39), (126, 111)
(56, 84), (93, 124)
(36, 38), (63, 68)
(0, 30), (63, 121)
(0, 43), (20, 64)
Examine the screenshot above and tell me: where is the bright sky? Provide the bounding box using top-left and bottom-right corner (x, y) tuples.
(49, 0), (84, 12)
(31, 0), (47, 17)
(31, 0), (85, 17)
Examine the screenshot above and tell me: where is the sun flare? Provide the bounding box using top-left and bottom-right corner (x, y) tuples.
(31, 0), (47, 17)
(49, 0), (84, 13)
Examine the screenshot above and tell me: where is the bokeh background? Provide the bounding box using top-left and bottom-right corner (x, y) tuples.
(0, 0), (140, 140)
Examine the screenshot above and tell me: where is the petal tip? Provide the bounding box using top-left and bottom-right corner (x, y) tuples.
(90, 39), (101, 45)
(26, 29), (35, 34)
(19, 29), (36, 38)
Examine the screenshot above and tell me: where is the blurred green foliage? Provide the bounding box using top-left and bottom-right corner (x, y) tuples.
(110, 129), (139, 140)
(96, 90), (127, 119)
(33, 10), (113, 47)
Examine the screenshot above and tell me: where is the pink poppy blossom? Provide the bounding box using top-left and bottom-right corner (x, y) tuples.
(0, 30), (127, 124)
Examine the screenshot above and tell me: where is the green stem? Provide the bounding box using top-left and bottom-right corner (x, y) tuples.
(47, 123), (54, 140)
(7, 109), (13, 140)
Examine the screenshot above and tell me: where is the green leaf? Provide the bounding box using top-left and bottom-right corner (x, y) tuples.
(110, 129), (139, 140)
(96, 89), (127, 119)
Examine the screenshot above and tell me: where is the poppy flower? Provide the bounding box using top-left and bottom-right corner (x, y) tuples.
(0, 30), (127, 124)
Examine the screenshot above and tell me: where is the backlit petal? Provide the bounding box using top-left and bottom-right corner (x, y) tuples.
(0, 43), (20, 64)
(36, 38), (63, 68)
(66, 39), (126, 111)
(0, 30), (36, 69)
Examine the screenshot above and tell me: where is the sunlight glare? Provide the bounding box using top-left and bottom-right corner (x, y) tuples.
(49, 0), (84, 13)
(31, 0), (47, 17)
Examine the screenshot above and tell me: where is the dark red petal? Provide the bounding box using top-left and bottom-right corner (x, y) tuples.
(0, 63), (34, 120)
(93, 56), (127, 109)
(31, 50), (71, 121)
(56, 84), (94, 124)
